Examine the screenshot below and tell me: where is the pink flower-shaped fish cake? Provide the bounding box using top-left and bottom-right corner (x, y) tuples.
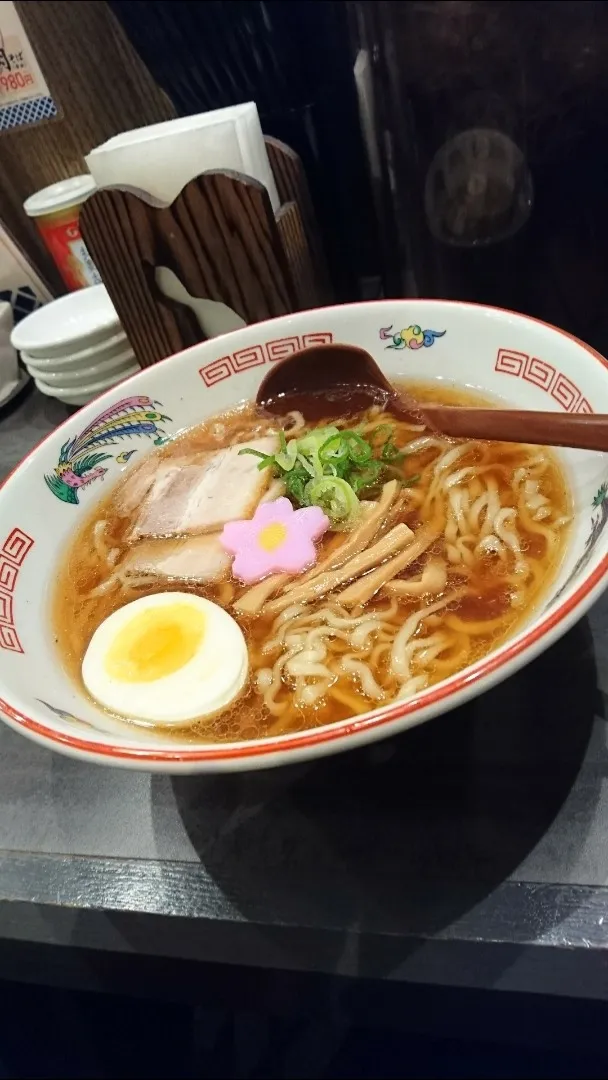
(220, 497), (330, 584)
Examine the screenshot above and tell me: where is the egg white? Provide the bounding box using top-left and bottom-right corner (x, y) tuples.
(82, 592), (248, 726)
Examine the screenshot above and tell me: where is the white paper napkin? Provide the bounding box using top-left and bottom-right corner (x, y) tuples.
(86, 103), (279, 212)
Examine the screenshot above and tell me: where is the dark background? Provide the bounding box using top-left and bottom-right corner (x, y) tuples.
(1, 966), (608, 1078)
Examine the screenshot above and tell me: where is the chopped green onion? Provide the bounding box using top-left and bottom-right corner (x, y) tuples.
(275, 432), (298, 471)
(297, 426), (339, 463)
(304, 476), (359, 529)
(318, 429), (372, 469)
(284, 467), (310, 505)
(239, 420), (413, 527)
(369, 423), (394, 445)
(238, 447), (277, 471)
(350, 459), (383, 493)
(238, 448), (270, 460)
(301, 429), (338, 476)
(296, 451), (318, 478)
(380, 438), (405, 463)
(344, 431), (372, 464)
(318, 432), (350, 467)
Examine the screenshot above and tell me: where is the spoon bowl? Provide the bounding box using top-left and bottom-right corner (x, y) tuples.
(257, 342), (608, 452)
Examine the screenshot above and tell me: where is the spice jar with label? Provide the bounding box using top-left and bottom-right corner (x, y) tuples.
(23, 175), (101, 291)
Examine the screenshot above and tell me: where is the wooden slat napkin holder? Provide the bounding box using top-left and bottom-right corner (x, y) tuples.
(80, 136), (331, 369)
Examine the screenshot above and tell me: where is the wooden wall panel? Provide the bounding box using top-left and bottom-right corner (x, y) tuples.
(1, 1), (175, 291)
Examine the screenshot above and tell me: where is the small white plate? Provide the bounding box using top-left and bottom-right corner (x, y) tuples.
(11, 285), (120, 358)
(34, 384), (96, 407)
(21, 329), (128, 369)
(35, 363), (139, 403)
(24, 346), (136, 387)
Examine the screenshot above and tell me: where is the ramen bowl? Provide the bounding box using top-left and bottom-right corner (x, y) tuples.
(0, 300), (606, 772)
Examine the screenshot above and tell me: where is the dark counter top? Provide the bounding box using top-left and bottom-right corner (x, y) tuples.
(1, 387), (607, 1000)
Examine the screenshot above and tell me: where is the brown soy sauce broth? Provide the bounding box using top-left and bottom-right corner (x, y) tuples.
(52, 382), (571, 743)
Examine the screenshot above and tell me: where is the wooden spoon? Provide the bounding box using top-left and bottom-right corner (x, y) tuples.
(256, 343), (608, 452)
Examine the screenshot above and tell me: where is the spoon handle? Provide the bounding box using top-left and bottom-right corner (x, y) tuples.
(420, 405), (608, 452)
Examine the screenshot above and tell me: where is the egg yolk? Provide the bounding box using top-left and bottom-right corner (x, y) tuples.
(104, 603), (206, 683)
(258, 522), (287, 552)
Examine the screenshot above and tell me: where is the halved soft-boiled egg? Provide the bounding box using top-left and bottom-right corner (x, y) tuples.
(82, 592), (248, 726)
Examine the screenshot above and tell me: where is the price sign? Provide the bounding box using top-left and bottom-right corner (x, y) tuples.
(0, 1), (58, 132)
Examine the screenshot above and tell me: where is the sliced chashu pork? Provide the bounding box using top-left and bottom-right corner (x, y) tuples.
(130, 435), (278, 541)
(122, 534), (231, 584)
(116, 455), (190, 516)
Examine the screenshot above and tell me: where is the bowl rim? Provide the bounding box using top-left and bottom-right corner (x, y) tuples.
(2, 298), (607, 765)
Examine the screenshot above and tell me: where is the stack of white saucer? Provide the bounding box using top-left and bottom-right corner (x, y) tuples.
(11, 284), (138, 407)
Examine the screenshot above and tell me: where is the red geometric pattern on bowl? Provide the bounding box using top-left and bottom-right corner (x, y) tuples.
(197, 356), (232, 387)
(0, 558), (18, 593)
(301, 332), (334, 348)
(494, 348), (527, 376)
(523, 356), (555, 391)
(551, 373), (583, 412)
(0, 528), (34, 654)
(266, 336), (300, 362)
(198, 332), (334, 387)
(0, 591), (14, 626)
(495, 347), (591, 412)
(231, 345), (266, 372)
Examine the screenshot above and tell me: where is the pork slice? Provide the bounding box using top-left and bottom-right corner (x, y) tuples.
(130, 435), (278, 541)
(122, 534), (231, 584)
(116, 454), (194, 517)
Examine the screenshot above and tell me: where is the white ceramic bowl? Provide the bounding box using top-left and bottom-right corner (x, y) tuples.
(21, 330), (128, 371)
(0, 300), (607, 773)
(24, 347), (136, 388)
(10, 285), (120, 358)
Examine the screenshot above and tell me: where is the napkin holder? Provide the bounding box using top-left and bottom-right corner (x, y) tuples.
(80, 137), (331, 368)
